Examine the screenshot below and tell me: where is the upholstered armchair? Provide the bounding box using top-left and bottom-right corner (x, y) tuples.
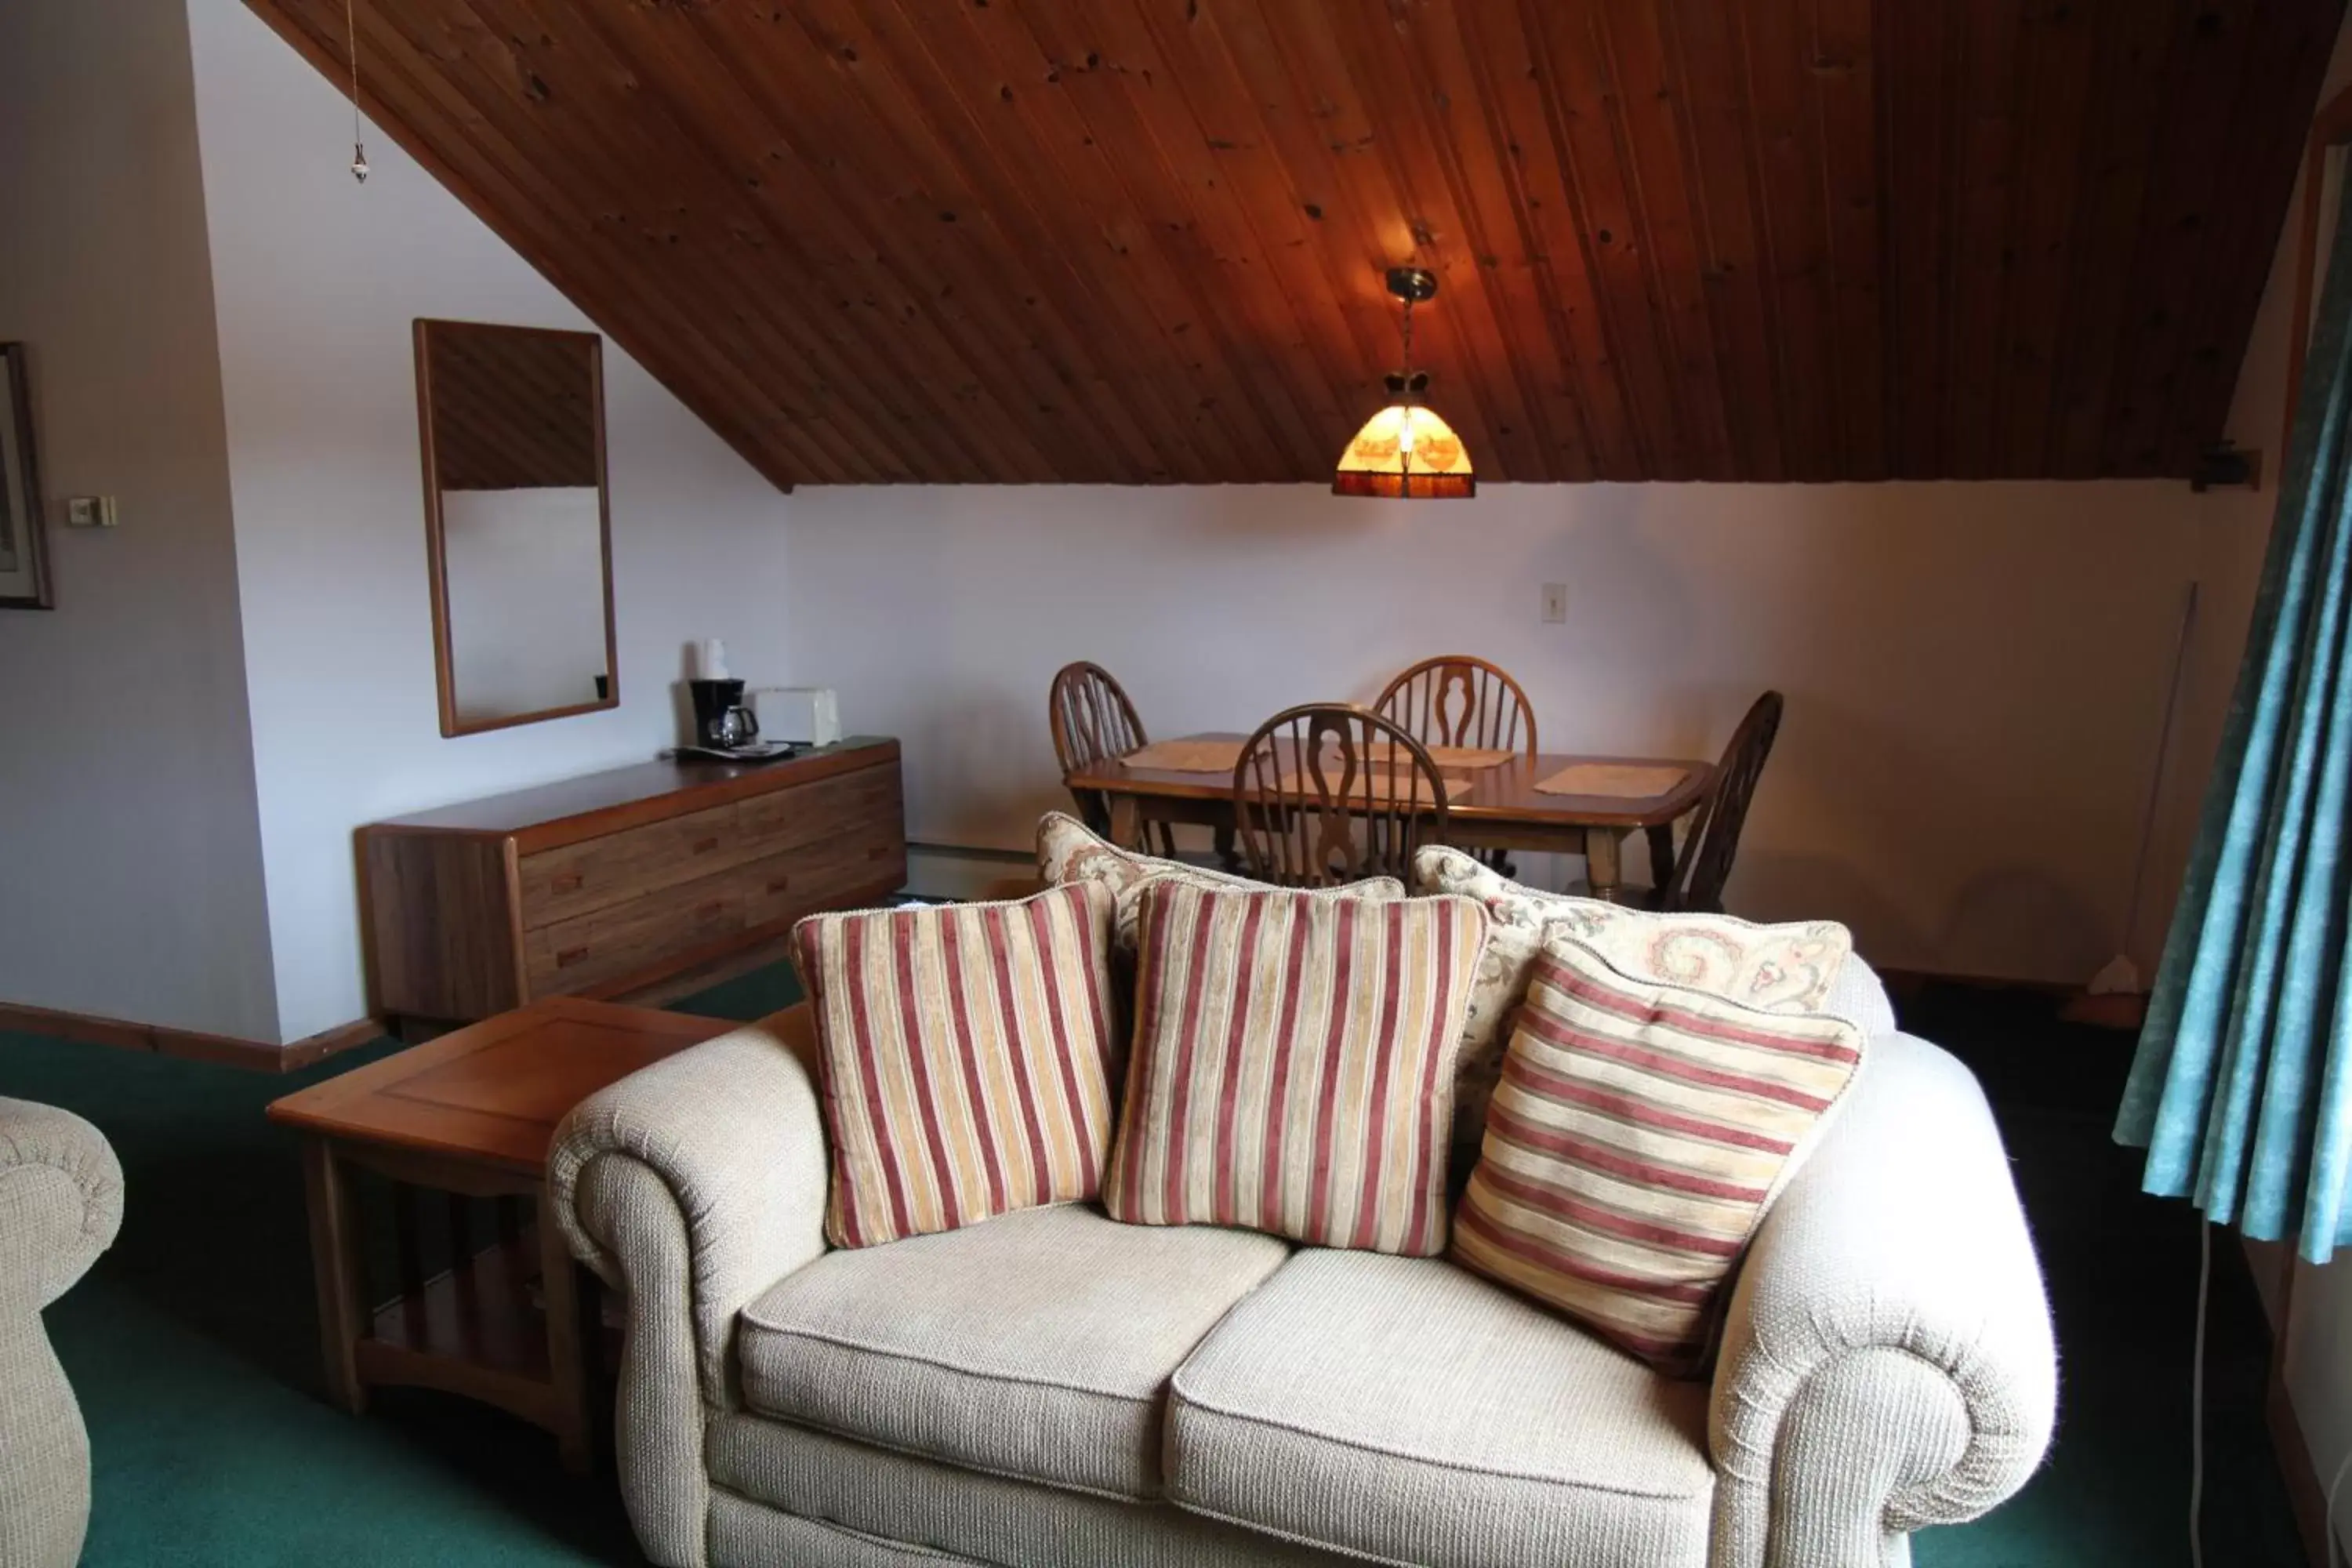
(0, 1097), (124, 1568)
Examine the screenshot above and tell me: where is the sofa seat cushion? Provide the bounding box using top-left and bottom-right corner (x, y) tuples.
(1165, 1250), (1715, 1568)
(705, 1414), (1354, 1566)
(737, 1203), (1289, 1500)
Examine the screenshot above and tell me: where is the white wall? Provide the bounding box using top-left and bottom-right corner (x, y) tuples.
(784, 477), (2245, 985)
(0, 0), (278, 1040)
(186, 0), (793, 1042)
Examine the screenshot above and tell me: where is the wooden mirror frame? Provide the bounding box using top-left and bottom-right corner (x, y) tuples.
(0, 343), (54, 611)
(414, 318), (618, 738)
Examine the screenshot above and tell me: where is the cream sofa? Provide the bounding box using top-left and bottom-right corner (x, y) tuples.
(551, 960), (2056, 1568)
(0, 1097), (124, 1568)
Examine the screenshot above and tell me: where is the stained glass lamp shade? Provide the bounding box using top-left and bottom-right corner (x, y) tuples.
(1333, 401), (1475, 499)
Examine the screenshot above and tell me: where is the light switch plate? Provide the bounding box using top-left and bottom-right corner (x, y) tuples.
(1541, 583), (1567, 623)
(64, 496), (118, 528)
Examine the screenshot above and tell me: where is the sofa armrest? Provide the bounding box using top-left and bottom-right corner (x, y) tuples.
(549, 1006), (830, 1568)
(0, 1097), (124, 1309)
(550, 1004), (830, 1396)
(1708, 1033), (2056, 1568)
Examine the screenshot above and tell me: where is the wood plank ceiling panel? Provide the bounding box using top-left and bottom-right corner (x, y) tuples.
(245, 0), (2344, 485)
(1657, 0), (1789, 481)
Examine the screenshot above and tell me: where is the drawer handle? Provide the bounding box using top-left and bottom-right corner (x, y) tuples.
(695, 900), (726, 921)
(692, 836), (721, 855)
(551, 873), (583, 894)
(866, 844), (891, 861)
(556, 945), (591, 968)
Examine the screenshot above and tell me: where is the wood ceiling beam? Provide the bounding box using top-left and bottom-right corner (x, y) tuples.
(2156, 0), (2344, 474)
(257, 0), (862, 485)
(868, 0), (1231, 481)
(1396, 1), (1602, 480)
(1657, 0), (1788, 481)
(476, 0), (984, 481)
(239, 0), (2344, 486)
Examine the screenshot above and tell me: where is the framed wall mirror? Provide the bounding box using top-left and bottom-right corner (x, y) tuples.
(415, 318), (617, 736)
(0, 343), (54, 610)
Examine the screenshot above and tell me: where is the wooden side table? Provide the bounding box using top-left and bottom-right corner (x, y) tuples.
(267, 996), (736, 1471)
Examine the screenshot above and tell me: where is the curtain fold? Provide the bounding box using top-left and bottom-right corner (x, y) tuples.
(2116, 187), (2352, 1266)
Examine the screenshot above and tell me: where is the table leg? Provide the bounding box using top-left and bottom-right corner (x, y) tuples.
(391, 1184), (425, 1341)
(302, 1139), (368, 1415)
(1645, 822), (1677, 901)
(1586, 829), (1625, 904)
(1109, 793), (1142, 852)
(539, 1195), (593, 1475)
(1213, 821), (1240, 873)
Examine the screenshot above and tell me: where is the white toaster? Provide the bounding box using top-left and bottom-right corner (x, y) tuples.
(750, 686), (841, 746)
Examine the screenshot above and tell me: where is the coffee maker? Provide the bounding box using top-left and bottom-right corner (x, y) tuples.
(688, 677), (759, 750)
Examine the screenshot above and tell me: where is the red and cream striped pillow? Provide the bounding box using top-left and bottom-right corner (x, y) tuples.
(1452, 935), (1865, 1374)
(790, 883), (1118, 1248)
(1104, 880), (1486, 1257)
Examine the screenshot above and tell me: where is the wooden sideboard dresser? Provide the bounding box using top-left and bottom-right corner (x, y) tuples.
(359, 738), (906, 1029)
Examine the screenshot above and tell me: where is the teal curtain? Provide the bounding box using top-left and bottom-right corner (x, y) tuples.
(2116, 189), (2352, 1267)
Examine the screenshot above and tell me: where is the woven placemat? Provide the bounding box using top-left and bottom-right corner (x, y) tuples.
(1121, 739), (1246, 773)
(1533, 763), (1689, 799)
(1427, 745), (1515, 771)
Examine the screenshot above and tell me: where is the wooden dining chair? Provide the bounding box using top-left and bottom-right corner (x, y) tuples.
(1654, 691), (1785, 913)
(1374, 655), (1539, 760)
(1047, 661), (1177, 855)
(1232, 704), (1450, 887)
(1375, 655), (1536, 874)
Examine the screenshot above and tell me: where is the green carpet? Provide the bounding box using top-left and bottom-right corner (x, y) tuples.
(0, 974), (2303, 1566)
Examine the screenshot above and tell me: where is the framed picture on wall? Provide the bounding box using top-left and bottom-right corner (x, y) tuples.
(0, 343), (53, 610)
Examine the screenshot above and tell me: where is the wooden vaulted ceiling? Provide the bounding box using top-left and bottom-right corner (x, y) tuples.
(249, 0), (2343, 486)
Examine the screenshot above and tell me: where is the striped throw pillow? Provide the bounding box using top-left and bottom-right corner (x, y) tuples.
(1104, 880), (1486, 1257)
(1451, 936), (1865, 1374)
(1410, 844), (1853, 1190)
(790, 883), (1119, 1249)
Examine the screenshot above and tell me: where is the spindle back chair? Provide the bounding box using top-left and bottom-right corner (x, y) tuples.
(1232, 704), (1450, 886)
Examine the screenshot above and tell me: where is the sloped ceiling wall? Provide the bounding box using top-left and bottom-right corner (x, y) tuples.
(247, 0), (2341, 486)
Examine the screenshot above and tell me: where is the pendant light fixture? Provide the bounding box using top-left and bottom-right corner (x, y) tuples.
(1333, 267), (1475, 499)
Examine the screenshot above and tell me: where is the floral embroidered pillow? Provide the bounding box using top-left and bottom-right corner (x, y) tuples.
(1036, 811), (1403, 956)
(1410, 844), (1852, 1184)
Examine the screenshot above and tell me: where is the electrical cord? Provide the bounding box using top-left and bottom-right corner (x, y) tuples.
(2330, 1443), (2352, 1568)
(2193, 1219), (2211, 1568)
(2267, 1241), (2352, 1561)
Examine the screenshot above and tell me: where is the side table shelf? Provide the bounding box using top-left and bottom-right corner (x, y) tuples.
(273, 998), (737, 1470)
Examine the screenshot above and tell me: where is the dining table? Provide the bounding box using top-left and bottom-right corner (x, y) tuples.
(1062, 731), (1717, 902)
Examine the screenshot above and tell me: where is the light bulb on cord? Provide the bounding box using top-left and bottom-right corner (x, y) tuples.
(345, 0), (368, 185)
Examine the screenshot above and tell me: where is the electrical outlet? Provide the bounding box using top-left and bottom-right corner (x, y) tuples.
(1541, 583), (1567, 623)
(64, 496), (118, 529)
